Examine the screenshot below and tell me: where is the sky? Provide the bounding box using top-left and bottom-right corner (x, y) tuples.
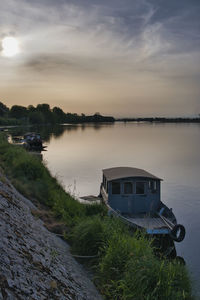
(0, 0), (200, 117)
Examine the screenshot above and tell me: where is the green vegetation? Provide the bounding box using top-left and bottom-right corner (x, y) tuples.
(0, 117), (21, 126)
(70, 217), (193, 300)
(118, 117), (200, 123)
(0, 133), (106, 226)
(0, 101), (115, 125)
(0, 133), (194, 300)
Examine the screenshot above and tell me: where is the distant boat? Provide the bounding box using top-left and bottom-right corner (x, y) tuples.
(81, 167), (185, 242)
(23, 132), (45, 151)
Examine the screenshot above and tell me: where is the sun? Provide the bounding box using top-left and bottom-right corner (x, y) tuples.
(1, 37), (20, 57)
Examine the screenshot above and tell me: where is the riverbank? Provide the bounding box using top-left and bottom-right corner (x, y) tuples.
(0, 169), (102, 299)
(0, 133), (194, 299)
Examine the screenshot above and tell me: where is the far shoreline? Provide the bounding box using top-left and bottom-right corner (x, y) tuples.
(117, 117), (200, 123)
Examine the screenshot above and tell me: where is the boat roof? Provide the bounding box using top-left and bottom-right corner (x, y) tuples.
(103, 167), (162, 181)
(24, 132), (40, 137)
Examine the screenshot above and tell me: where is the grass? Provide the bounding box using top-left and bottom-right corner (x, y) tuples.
(70, 216), (193, 300)
(0, 133), (106, 226)
(0, 117), (21, 125)
(0, 132), (194, 300)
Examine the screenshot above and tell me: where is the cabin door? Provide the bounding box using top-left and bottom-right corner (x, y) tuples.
(133, 195), (147, 214)
(127, 197), (134, 213)
(133, 182), (147, 214)
(123, 182), (134, 214)
(126, 195), (146, 214)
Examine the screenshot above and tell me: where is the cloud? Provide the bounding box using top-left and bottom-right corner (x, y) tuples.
(0, 0), (199, 116)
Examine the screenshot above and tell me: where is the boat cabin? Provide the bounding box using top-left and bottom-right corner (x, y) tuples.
(24, 132), (41, 141)
(23, 132), (43, 150)
(101, 167), (162, 215)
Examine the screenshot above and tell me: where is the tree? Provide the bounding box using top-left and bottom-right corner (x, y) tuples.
(0, 102), (9, 116)
(28, 105), (36, 112)
(29, 111), (45, 124)
(10, 105), (27, 119)
(52, 106), (66, 122)
(36, 103), (55, 123)
(36, 103), (50, 113)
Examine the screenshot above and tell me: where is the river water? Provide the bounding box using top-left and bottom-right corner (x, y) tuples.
(8, 122), (200, 296)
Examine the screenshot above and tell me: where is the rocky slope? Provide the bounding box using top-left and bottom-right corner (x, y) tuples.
(0, 172), (102, 300)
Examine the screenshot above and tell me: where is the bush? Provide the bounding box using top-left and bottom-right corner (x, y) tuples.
(99, 232), (152, 281)
(70, 217), (129, 257)
(120, 257), (192, 300)
(70, 216), (107, 256)
(85, 203), (107, 216)
(70, 215), (193, 300)
(13, 158), (44, 180)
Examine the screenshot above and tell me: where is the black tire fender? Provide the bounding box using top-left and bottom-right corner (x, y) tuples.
(170, 224), (186, 242)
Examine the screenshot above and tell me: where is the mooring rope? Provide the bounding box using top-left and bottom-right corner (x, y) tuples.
(72, 254), (98, 258)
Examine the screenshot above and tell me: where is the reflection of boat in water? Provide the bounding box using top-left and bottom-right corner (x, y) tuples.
(81, 167), (185, 243)
(23, 133), (46, 151)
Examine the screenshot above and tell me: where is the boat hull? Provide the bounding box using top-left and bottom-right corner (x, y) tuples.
(100, 185), (178, 237)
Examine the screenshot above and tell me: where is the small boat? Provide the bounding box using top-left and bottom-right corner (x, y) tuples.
(82, 167), (185, 242)
(23, 132), (45, 151)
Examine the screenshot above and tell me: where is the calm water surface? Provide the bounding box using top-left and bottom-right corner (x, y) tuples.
(30, 122), (200, 295)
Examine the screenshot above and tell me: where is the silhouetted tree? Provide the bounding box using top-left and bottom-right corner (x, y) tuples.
(0, 102), (9, 116)
(29, 111), (45, 124)
(10, 105), (27, 119)
(28, 105), (36, 112)
(36, 103), (55, 123)
(36, 103), (50, 113)
(0, 101), (115, 125)
(52, 106), (66, 123)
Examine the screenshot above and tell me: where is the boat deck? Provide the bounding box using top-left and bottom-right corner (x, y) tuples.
(125, 216), (168, 229)
(80, 195), (173, 234)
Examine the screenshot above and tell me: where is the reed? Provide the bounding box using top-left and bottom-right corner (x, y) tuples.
(70, 216), (193, 300)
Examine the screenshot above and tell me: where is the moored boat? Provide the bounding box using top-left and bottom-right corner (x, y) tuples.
(100, 167), (185, 242)
(81, 167), (185, 242)
(23, 132), (44, 151)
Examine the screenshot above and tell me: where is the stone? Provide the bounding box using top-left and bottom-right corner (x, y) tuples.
(0, 172), (102, 300)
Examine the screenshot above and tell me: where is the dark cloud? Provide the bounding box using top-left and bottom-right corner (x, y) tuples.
(22, 54), (119, 78)
(23, 54), (93, 73)
(0, 0), (199, 115)
(148, 0), (200, 21)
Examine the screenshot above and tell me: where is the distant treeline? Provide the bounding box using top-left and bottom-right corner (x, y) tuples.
(118, 117), (200, 123)
(1, 101), (199, 126)
(0, 101), (115, 125)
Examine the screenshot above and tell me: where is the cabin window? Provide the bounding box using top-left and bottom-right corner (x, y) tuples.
(124, 182), (133, 194)
(136, 182), (145, 194)
(149, 180), (157, 193)
(112, 181), (121, 194)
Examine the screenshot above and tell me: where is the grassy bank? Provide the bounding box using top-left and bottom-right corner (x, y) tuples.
(0, 133), (194, 300)
(70, 217), (193, 299)
(0, 133), (106, 225)
(0, 117), (22, 126)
